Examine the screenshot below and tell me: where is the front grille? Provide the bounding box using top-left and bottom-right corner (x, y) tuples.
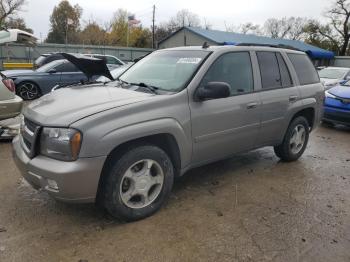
(21, 118), (40, 158)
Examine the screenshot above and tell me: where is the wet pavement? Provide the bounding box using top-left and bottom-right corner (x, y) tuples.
(0, 124), (349, 262)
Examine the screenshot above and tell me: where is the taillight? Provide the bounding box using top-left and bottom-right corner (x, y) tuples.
(2, 79), (15, 93)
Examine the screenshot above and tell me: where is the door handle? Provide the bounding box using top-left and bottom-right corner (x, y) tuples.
(246, 102), (258, 109)
(289, 95), (298, 102)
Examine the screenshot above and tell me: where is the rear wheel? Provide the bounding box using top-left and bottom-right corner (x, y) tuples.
(102, 145), (174, 221)
(17, 82), (40, 100)
(274, 116), (309, 162)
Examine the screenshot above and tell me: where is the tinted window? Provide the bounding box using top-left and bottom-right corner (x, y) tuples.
(257, 52), (281, 89)
(287, 53), (319, 85)
(276, 53), (292, 87)
(55, 62), (79, 72)
(201, 52), (254, 95)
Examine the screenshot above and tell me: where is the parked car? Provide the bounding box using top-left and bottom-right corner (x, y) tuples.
(323, 81), (350, 127)
(12, 45), (324, 221)
(34, 53), (65, 68)
(96, 64), (132, 83)
(318, 66), (350, 90)
(0, 72), (22, 121)
(2, 59), (89, 100)
(83, 54), (125, 69)
(34, 53), (124, 70)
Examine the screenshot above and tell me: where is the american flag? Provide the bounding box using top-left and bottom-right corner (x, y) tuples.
(128, 15), (140, 25)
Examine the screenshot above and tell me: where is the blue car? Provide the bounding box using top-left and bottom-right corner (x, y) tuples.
(324, 81), (350, 126)
(2, 59), (88, 100)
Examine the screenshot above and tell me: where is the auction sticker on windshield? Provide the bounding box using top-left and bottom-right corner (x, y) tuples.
(177, 58), (202, 64)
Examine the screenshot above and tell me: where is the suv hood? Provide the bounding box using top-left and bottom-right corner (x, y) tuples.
(23, 85), (153, 126)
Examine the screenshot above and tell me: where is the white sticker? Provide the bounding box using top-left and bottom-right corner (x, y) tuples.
(177, 58), (202, 64)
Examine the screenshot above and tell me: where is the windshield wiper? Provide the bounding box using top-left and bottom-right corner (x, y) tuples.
(120, 80), (159, 94)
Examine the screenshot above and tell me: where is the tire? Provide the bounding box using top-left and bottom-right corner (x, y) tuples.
(274, 116), (309, 162)
(102, 145), (174, 221)
(17, 82), (40, 100)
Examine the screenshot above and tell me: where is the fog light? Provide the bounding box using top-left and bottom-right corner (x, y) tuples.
(47, 179), (58, 190)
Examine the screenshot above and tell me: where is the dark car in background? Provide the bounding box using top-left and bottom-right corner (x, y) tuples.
(34, 53), (124, 70)
(2, 59), (88, 100)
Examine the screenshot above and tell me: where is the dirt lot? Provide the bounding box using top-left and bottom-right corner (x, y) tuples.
(0, 124), (349, 262)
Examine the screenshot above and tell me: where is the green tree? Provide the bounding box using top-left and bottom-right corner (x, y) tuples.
(108, 9), (128, 46)
(80, 20), (107, 45)
(46, 0), (82, 44)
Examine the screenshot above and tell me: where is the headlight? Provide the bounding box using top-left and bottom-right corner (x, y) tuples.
(40, 128), (82, 161)
(325, 91), (336, 99)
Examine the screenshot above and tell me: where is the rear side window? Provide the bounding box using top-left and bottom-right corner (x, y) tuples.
(55, 62), (79, 72)
(201, 52), (254, 96)
(257, 52), (281, 89)
(257, 51), (292, 89)
(276, 53), (292, 87)
(287, 53), (319, 85)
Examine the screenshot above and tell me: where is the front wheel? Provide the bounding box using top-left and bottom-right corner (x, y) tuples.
(101, 145), (174, 221)
(274, 116), (309, 162)
(17, 82), (40, 100)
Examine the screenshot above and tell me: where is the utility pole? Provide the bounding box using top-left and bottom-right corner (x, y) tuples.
(152, 5), (156, 49)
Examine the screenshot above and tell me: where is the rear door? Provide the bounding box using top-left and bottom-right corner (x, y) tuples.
(255, 51), (300, 145)
(190, 51), (261, 164)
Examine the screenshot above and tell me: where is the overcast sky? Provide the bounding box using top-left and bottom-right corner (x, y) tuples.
(19, 0), (332, 41)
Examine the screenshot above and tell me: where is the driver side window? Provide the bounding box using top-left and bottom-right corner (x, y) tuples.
(201, 52), (254, 96)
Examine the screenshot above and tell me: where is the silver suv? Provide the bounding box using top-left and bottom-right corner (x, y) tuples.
(13, 45), (324, 221)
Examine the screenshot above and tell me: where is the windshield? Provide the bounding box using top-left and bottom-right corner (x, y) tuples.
(318, 68), (348, 79)
(36, 60), (63, 72)
(119, 50), (210, 92)
(34, 56), (47, 66)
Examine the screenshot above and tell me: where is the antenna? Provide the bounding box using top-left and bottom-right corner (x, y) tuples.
(202, 41), (210, 49)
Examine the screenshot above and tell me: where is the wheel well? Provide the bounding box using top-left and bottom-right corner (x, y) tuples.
(292, 108), (315, 129)
(96, 133), (181, 202)
(16, 80), (41, 94)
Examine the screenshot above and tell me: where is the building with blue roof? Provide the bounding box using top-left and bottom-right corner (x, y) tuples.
(158, 26), (334, 64)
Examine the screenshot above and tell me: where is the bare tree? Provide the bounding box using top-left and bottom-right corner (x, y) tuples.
(168, 9), (201, 31)
(264, 18), (292, 38)
(0, 0), (26, 26)
(239, 22), (261, 35)
(319, 0), (350, 55)
(263, 17), (308, 40)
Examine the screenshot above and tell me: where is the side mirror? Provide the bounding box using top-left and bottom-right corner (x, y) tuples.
(48, 69), (57, 74)
(195, 82), (231, 101)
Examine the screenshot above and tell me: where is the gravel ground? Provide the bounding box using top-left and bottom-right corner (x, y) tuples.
(0, 124), (349, 262)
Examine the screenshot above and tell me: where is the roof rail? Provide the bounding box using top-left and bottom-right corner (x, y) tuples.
(234, 43), (302, 52)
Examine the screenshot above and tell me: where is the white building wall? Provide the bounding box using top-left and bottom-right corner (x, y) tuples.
(158, 28), (217, 49)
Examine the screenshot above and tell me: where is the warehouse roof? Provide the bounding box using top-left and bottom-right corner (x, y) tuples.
(159, 27), (334, 60)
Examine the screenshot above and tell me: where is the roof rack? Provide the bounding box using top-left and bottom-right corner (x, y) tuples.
(234, 43), (302, 52)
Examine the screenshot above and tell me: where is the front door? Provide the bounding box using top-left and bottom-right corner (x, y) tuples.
(189, 51), (261, 164)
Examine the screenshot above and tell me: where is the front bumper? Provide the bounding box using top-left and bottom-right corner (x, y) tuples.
(323, 106), (350, 126)
(12, 135), (107, 203)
